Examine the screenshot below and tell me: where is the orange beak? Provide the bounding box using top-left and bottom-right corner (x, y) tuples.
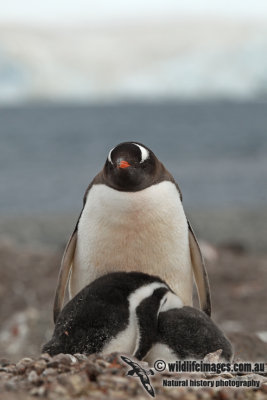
(118, 160), (130, 169)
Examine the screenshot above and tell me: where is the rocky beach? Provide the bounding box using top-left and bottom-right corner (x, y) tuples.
(1, 351), (267, 400)
(0, 233), (267, 398)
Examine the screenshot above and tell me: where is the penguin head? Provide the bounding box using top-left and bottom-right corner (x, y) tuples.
(103, 142), (159, 191)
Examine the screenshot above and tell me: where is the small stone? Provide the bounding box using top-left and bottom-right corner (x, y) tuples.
(0, 371), (12, 381)
(203, 349), (223, 363)
(220, 373), (234, 379)
(255, 391), (267, 400)
(4, 378), (17, 391)
(98, 374), (129, 391)
(16, 357), (34, 373)
(40, 353), (52, 362)
(97, 359), (110, 368)
(0, 358), (11, 367)
(82, 389), (107, 399)
(30, 386), (46, 396)
(17, 357), (34, 364)
(52, 353), (77, 366)
(58, 372), (90, 396)
(104, 353), (120, 363)
(1, 365), (16, 373)
(58, 365), (72, 374)
(85, 361), (103, 381)
(34, 359), (47, 374)
(74, 353), (88, 361)
(42, 368), (58, 376)
(218, 389), (233, 400)
(48, 383), (68, 398)
(46, 360), (60, 368)
(198, 391), (214, 400)
(28, 370), (39, 383)
(108, 389), (134, 399)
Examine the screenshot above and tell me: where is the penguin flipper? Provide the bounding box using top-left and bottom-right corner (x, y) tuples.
(53, 230), (77, 323)
(188, 220), (211, 316)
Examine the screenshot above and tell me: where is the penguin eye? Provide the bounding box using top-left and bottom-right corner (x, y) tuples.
(108, 147), (114, 164)
(133, 143), (149, 163)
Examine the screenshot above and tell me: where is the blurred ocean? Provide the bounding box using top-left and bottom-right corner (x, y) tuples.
(0, 100), (266, 250)
(1, 99), (267, 212)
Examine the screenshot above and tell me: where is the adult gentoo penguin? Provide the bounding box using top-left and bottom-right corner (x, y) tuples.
(53, 142), (211, 322)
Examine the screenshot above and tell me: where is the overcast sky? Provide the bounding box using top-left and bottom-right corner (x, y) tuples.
(0, 0), (267, 25)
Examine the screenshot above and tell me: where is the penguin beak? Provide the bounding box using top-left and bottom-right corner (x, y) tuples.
(117, 160), (130, 169)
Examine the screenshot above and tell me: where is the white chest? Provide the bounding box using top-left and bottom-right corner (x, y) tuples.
(71, 181), (192, 303)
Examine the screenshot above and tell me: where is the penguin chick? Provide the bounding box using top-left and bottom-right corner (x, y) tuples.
(145, 306), (233, 364)
(43, 272), (181, 358)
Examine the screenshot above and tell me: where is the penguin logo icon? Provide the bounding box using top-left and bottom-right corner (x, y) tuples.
(121, 355), (155, 397)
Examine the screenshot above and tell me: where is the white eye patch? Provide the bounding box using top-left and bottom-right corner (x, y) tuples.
(133, 143), (149, 163)
(108, 147), (114, 164)
(159, 292), (183, 315)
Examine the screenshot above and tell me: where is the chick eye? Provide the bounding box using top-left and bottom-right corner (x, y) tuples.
(108, 147), (114, 164)
(133, 143), (149, 163)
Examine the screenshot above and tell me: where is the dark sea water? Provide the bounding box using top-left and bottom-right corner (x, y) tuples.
(0, 100), (267, 214)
